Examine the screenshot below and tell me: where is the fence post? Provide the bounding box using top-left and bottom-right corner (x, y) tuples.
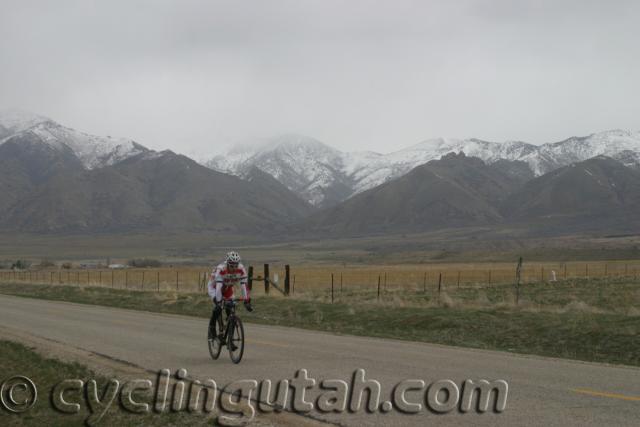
(437, 273), (442, 303)
(248, 266), (253, 291)
(331, 273), (334, 303)
(515, 257), (523, 306)
(264, 264), (270, 294)
(377, 275), (381, 301)
(284, 265), (290, 296)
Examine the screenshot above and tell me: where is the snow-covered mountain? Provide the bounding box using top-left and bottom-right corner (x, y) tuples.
(0, 109), (148, 169)
(205, 130), (640, 207)
(4, 109), (638, 209)
(207, 134), (354, 207)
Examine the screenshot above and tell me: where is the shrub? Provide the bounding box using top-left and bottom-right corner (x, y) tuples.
(39, 259), (56, 268)
(127, 258), (162, 268)
(11, 260), (31, 270)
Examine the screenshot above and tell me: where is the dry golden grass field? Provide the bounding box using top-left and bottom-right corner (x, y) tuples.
(3, 259), (640, 298)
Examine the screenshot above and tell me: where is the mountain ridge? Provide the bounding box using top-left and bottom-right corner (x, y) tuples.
(206, 130), (640, 206)
(298, 154), (640, 237)
(0, 109), (148, 170)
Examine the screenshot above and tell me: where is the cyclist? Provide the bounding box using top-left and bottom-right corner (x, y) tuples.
(207, 251), (253, 342)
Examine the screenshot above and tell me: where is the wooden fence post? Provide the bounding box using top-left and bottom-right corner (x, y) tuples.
(331, 273), (334, 303)
(264, 264), (270, 294)
(377, 275), (381, 301)
(248, 266), (253, 291)
(284, 265), (290, 296)
(437, 273), (442, 303)
(515, 257), (523, 306)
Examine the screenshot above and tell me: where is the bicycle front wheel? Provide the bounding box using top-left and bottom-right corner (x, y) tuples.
(228, 317), (245, 364)
(208, 320), (223, 360)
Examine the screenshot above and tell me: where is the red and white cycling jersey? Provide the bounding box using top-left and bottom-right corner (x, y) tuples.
(207, 262), (249, 303)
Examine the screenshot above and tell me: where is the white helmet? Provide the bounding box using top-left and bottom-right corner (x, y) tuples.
(226, 251), (241, 264)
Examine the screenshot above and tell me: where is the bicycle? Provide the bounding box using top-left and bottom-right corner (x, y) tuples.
(208, 297), (245, 364)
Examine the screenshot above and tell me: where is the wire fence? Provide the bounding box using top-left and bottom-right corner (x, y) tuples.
(1, 260), (640, 299)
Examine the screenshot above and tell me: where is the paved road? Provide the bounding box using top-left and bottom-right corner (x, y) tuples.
(0, 295), (638, 426)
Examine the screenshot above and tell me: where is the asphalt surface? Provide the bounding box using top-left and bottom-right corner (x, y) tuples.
(0, 294), (638, 426)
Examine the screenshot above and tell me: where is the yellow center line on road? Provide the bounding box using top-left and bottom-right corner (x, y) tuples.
(571, 388), (640, 402)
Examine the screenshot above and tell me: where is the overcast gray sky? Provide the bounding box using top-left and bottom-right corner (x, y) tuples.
(1, 0), (639, 156)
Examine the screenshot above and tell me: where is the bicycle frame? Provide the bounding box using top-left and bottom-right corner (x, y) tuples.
(215, 297), (246, 341)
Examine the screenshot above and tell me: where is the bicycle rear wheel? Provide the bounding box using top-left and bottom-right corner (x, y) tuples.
(228, 317), (245, 364)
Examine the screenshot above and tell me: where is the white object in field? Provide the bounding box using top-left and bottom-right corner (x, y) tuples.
(550, 270), (557, 282)
(108, 264), (127, 269)
(273, 273), (279, 284)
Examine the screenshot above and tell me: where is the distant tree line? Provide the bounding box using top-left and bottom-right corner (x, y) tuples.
(127, 258), (162, 268)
